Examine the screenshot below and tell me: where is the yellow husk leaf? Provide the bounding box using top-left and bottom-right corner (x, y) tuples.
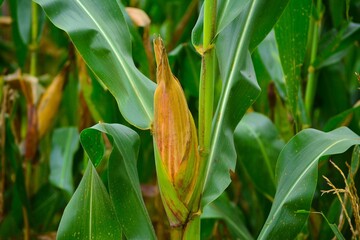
(153, 37), (200, 208)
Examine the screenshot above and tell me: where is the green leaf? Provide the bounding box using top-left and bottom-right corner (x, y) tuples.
(323, 105), (360, 132)
(296, 210), (345, 240)
(192, 0), (289, 52)
(202, 194), (253, 240)
(234, 112), (285, 198)
(31, 185), (63, 230)
(191, 0), (250, 47)
(49, 127), (79, 198)
(202, 0), (289, 207)
(57, 161), (122, 240)
(80, 123), (156, 240)
(80, 67), (122, 123)
(319, 198), (343, 240)
(329, 0), (345, 28)
(257, 127), (360, 239)
(248, 0), (290, 51)
(254, 31), (286, 99)
(8, 0), (28, 67)
(34, 0), (155, 129)
(15, 0), (45, 45)
(274, 0), (312, 123)
(314, 22), (360, 69)
(16, 0), (31, 44)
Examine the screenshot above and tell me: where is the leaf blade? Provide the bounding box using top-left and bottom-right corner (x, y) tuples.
(34, 0), (155, 129)
(80, 123), (156, 240)
(202, 194), (253, 240)
(202, 0), (289, 207)
(57, 162), (121, 240)
(234, 112), (285, 197)
(274, 0), (312, 123)
(258, 127), (360, 239)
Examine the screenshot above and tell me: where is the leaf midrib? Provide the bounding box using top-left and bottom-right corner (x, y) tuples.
(258, 139), (348, 238)
(75, 0), (152, 122)
(203, 0), (258, 196)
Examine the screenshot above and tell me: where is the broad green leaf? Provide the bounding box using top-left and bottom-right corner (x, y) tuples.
(192, 0), (289, 52)
(57, 161), (121, 240)
(248, 1), (290, 51)
(9, 0), (28, 67)
(49, 127), (79, 198)
(258, 127), (360, 239)
(16, 0), (45, 45)
(202, 0), (289, 207)
(314, 22), (360, 69)
(202, 194), (253, 240)
(234, 112), (285, 198)
(16, 0), (31, 44)
(191, 0), (250, 47)
(35, 0), (155, 129)
(80, 124), (156, 240)
(274, 0), (312, 124)
(323, 105), (360, 132)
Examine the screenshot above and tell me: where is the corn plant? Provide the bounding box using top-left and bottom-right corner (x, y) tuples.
(0, 0), (360, 239)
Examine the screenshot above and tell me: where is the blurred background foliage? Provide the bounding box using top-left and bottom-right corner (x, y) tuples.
(0, 0), (359, 239)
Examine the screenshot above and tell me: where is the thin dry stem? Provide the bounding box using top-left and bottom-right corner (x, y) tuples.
(0, 85), (8, 221)
(322, 160), (360, 239)
(167, 0), (199, 51)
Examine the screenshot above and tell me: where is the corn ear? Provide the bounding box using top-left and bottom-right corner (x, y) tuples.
(37, 63), (68, 139)
(153, 37), (201, 227)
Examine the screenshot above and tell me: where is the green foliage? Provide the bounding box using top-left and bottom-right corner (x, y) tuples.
(275, 0), (312, 126)
(0, 0), (359, 239)
(34, 0), (155, 129)
(235, 112), (285, 198)
(57, 161), (122, 240)
(258, 127), (360, 239)
(202, 193), (253, 240)
(80, 124), (156, 239)
(49, 127), (79, 198)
